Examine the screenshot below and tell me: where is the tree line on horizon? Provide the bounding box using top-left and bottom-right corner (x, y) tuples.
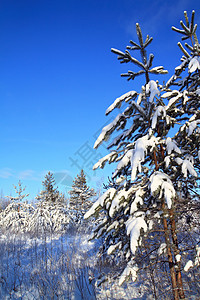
(0, 169), (96, 234)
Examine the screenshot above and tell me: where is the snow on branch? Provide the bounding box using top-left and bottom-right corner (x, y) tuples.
(131, 100), (146, 117)
(94, 114), (125, 149)
(109, 189), (130, 217)
(165, 137), (181, 155)
(130, 189), (144, 214)
(187, 120), (200, 136)
(188, 56), (200, 73)
(150, 171), (176, 209)
(184, 260), (193, 272)
(183, 245), (200, 272)
(149, 66), (168, 75)
(112, 150), (133, 179)
(105, 91), (137, 115)
(126, 213), (147, 255)
(107, 241), (122, 255)
(84, 188), (116, 219)
(178, 113), (200, 136)
(146, 80), (160, 103)
(175, 156), (197, 178)
(93, 151), (118, 170)
(111, 48), (145, 69)
(131, 134), (160, 181)
(108, 186), (138, 217)
(119, 261), (138, 286)
(151, 106), (166, 129)
(163, 91), (183, 111)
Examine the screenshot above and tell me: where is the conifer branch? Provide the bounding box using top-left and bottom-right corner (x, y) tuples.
(177, 42), (190, 58)
(184, 11), (189, 27)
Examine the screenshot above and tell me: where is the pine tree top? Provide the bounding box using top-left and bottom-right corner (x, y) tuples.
(69, 169), (96, 203)
(38, 171), (60, 203)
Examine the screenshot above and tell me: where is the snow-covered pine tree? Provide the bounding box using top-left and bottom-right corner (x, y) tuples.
(69, 169), (96, 225)
(84, 11), (200, 300)
(38, 171), (60, 203)
(30, 172), (70, 235)
(0, 181), (33, 233)
(7, 180), (29, 202)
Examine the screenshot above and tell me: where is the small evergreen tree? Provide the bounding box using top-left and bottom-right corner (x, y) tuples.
(7, 180), (29, 202)
(32, 172), (69, 235)
(0, 181), (33, 233)
(38, 172), (60, 203)
(69, 169), (96, 224)
(0, 180), (32, 233)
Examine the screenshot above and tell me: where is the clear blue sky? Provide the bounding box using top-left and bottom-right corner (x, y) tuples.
(1, 0), (200, 199)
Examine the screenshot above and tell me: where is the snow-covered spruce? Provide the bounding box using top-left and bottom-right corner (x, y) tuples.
(85, 12), (200, 299)
(30, 171), (70, 234)
(68, 169), (96, 229)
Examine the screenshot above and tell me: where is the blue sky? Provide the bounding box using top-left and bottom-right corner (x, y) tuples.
(1, 0), (200, 199)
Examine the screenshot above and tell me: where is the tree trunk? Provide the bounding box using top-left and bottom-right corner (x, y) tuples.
(162, 200), (179, 300)
(169, 208), (185, 299)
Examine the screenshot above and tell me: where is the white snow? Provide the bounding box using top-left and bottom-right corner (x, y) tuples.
(188, 56), (200, 73)
(175, 155), (197, 178)
(150, 171), (176, 209)
(146, 80), (159, 103)
(115, 175), (126, 184)
(107, 241), (122, 255)
(164, 156), (171, 168)
(130, 189), (144, 214)
(108, 187), (135, 217)
(166, 137), (181, 155)
(93, 151), (118, 170)
(195, 245), (200, 266)
(158, 243), (167, 255)
(165, 92), (182, 111)
(126, 215), (147, 255)
(183, 90), (189, 105)
(107, 220), (119, 232)
(105, 91), (137, 115)
(175, 254), (181, 262)
(161, 90), (178, 99)
(131, 134), (160, 181)
(151, 106), (166, 129)
(184, 260), (194, 272)
(136, 92), (143, 105)
(84, 188), (116, 219)
(187, 120), (200, 136)
(119, 262), (138, 286)
(94, 114), (123, 149)
(113, 150), (133, 178)
(109, 194), (121, 217)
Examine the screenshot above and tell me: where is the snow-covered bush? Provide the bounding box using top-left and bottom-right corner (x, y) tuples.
(27, 200), (70, 235)
(0, 202), (34, 233)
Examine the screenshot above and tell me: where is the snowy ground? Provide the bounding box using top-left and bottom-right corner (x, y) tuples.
(0, 231), (143, 300)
